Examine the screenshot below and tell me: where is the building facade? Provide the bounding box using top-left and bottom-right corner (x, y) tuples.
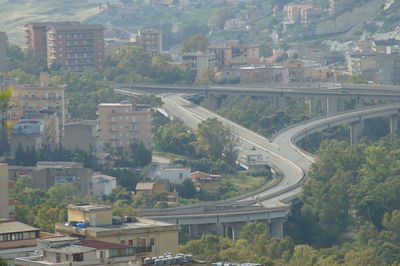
(46, 24), (104, 72)
(55, 204), (179, 260)
(97, 103), (152, 151)
(8, 73), (67, 130)
(24, 22), (80, 60)
(181, 51), (216, 78)
(64, 120), (100, 155)
(137, 29), (162, 56)
(330, 0), (352, 14)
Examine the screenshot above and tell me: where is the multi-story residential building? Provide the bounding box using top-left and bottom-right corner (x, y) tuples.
(24, 22), (80, 60)
(91, 173), (117, 197)
(330, 0), (352, 15)
(97, 103), (152, 151)
(0, 163), (8, 219)
(207, 41), (260, 69)
(64, 120), (100, 155)
(0, 32), (8, 73)
(8, 72), (67, 130)
(375, 54), (400, 85)
(136, 29), (162, 56)
(347, 53), (377, 79)
(238, 65), (290, 83)
(182, 51), (216, 78)
(10, 110), (60, 154)
(0, 221), (41, 261)
(104, 38), (137, 57)
(46, 23), (104, 72)
(55, 204), (179, 261)
(14, 237), (136, 266)
(31, 161), (92, 196)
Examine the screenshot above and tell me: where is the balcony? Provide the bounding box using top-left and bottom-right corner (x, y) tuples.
(135, 246), (152, 254)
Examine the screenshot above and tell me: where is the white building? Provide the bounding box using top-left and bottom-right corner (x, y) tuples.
(91, 173), (117, 197)
(182, 51), (216, 78)
(158, 168), (190, 183)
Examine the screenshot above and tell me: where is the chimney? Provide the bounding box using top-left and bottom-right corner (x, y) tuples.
(40, 72), (49, 88)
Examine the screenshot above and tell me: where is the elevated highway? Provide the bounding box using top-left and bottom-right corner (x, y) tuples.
(115, 88), (400, 239)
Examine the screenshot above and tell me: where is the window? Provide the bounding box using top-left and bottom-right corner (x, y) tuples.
(150, 237), (155, 246)
(72, 253), (84, 262)
(120, 240), (125, 245)
(128, 239), (134, 246)
(109, 249), (117, 258)
(56, 253), (61, 263)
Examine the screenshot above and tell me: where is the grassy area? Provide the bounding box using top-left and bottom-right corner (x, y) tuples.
(0, 0), (101, 44)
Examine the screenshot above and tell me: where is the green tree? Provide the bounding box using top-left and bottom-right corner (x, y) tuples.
(182, 34), (209, 53)
(130, 140), (152, 167)
(0, 87), (12, 155)
(240, 222), (269, 244)
(47, 183), (78, 205)
(196, 118), (239, 165)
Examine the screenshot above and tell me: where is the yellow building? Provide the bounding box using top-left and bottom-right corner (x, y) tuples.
(191, 171), (222, 194)
(55, 204), (178, 261)
(8, 73), (66, 128)
(312, 67), (333, 81)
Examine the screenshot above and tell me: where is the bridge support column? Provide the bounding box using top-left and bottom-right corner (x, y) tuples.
(188, 224), (199, 239)
(355, 98), (364, 109)
(270, 218), (284, 239)
(272, 96), (287, 110)
(350, 121), (363, 145)
(216, 223), (225, 237)
(306, 97), (317, 115)
(326, 97), (338, 116)
(390, 114), (398, 135)
(203, 94), (218, 111)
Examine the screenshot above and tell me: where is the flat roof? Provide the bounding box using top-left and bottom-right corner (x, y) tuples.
(67, 203), (112, 212)
(39, 236), (79, 243)
(98, 103), (132, 107)
(47, 245), (95, 254)
(76, 218), (175, 233)
(36, 161), (83, 169)
(0, 221), (39, 234)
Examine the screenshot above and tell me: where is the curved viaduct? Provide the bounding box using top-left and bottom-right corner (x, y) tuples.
(115, 88), (400, 239)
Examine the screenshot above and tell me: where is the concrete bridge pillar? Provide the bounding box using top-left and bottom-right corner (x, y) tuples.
(350, 121), (363, 145)
(390, 114), (399, 135)
(203, 94), (219, 111)
(188, 224), (199, 239)
(272, 96), (287, 110)
(326, 97), (338, 116)
(216, 223), (225, 237)
(269, 218), (284, 239)
(306, 97), (317, 115)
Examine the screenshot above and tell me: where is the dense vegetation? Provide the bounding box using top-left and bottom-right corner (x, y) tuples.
(180, 137), (400, 265)
(216, 96), (310, 137)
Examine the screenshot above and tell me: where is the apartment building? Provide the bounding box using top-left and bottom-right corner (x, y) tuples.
(8, 73), (66, 129)
(207, 41), (260, 69)
(46, 23), (104, 72)
(24, 22), (80, 60)
(97, 103), (152, 151)
(284, 4), (320, 24)
(182, 51), (216, 78)
(55, 204), (179, 261)
(375, 54), (400, 85)
(136, 29), (162, 56)
(10, 110), (60, 154)
(0, 32), (8, 72)
(64, 120), (100, 155)
(104, 38), (137, 57)
(0, 163), (8, 219)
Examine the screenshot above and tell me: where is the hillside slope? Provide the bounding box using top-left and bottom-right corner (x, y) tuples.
(0, 0), (103, 44)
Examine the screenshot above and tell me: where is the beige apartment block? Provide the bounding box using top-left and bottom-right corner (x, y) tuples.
(97, 103), (151, 151)
(55, 204), (179, 260)
(8, 73), (66, 129)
